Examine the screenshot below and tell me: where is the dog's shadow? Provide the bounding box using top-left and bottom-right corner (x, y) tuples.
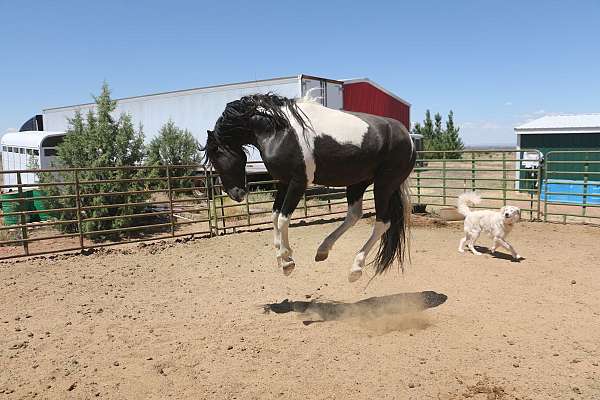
(263, 291), (448, 327)
(474, 246), (525, 262)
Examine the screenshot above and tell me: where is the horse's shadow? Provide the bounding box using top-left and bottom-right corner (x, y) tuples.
(263, 291), (447, 328)
(473, 246), (525, 262)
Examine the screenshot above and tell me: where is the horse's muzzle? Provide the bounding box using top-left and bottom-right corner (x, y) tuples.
(227, 188), (246, 202)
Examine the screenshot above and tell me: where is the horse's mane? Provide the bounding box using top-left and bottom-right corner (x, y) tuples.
(214, 93), (312, 143)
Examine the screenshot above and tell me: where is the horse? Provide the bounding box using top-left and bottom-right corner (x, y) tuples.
(203, 93), (416, 282)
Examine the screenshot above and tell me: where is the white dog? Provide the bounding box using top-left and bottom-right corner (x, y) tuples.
(457, 192), (522, 260)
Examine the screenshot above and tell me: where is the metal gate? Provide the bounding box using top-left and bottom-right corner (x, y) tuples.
(542, 150), (600, 224)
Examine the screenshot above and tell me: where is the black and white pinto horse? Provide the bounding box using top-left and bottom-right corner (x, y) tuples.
(204, 94), (416, 282)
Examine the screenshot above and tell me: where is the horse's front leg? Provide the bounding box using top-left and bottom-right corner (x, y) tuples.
(272, 183), (288, 252)
(276, 179), (306, 276)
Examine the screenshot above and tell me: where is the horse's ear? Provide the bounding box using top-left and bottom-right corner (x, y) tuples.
(207, 130), (213, 137)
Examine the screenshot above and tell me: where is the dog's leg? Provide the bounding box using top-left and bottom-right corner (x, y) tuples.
(458, 236), (467, 253)
(491, 238), (500, 253)
(467, 231), (482, 255)
(497, 238), (521, 260)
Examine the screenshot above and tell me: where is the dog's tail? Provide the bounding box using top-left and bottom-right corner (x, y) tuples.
(457, 192), (481, 217)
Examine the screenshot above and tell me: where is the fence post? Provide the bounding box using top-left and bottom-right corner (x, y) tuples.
(543, 155), (549, 223)
(471, 152), (476, 191)
(208, 167), (219, 236)
(204, 167), (214, 236)
(219, 189), (226, 234)
(536, 156), (543, 221)
(74, 170), (84, 250)
(502, 152), (507, 206)
(245, 180), (251, 227)
(582, 160), (589, 218)
(303, 193), (308, 217)
(166, 166), (176, 237)
(416, 170), (421, 204)
(442, 152), (447, 206)
(16, 172), (29, 256)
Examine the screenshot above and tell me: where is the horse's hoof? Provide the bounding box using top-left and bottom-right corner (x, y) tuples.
(282, 260), (295, 276)
(348, 269), (362, 282)
(315, 251), (329, 262)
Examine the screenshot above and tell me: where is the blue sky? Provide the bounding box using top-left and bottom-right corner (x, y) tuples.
(1, 0), (599, 145)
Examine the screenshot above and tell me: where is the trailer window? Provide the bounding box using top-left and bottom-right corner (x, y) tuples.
(2, 146), (6, 152)
(7, 146), (13, 152)
(44, 148), (58, 157)
(34, 150), (39, 156)
(26, 149), (33, 155)
(20, 148), (25, 154)
(41, 136), (65, 147)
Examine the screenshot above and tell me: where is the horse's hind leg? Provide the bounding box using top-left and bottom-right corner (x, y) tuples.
(348, 179), (395, 282)
(315, 181), (370, 262)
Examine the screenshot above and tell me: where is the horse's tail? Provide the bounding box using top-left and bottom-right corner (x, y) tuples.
(373, 178), (413, 276)
(457, 192), (481, 217)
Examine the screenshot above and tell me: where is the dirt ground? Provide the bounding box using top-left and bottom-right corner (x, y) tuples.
(1, 217), (600, 400)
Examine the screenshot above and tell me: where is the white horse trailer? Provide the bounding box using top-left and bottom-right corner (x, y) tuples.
(1, 131), (65, 191)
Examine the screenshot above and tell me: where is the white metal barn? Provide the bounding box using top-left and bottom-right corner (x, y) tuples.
(1, 131), (65, 190)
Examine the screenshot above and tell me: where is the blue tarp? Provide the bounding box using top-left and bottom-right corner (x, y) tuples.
(541, 179), (600, 204)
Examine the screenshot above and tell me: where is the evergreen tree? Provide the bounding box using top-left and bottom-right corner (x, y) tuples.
(422, 110), (434, 141)
(433, 112), (443, 137)
(413, 109), (465, 159)
(444, 110), (464, 159)
(39, 82), (148, 239)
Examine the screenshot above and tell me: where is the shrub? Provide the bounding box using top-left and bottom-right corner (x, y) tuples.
(145, 120), (203, 193)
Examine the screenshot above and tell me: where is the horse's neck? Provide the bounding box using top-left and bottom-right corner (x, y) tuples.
(250, 129), (275, 152)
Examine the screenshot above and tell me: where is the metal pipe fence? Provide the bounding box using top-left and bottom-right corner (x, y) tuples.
(0, 164), (214, 260)
(0, 149), (597, 261)
(410, 149), (543, 220)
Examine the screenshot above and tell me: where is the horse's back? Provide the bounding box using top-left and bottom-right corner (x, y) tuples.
(296, 102), (411, 149)
(294, 103), (414, 187)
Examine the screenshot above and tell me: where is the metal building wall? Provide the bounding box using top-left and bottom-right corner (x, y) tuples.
(43, 79), (301, 142)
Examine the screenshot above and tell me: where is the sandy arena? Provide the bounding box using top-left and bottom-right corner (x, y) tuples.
(1, 218), (599, 399)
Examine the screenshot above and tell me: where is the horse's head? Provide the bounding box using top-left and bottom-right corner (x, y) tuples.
(204, 130), (247, 202)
